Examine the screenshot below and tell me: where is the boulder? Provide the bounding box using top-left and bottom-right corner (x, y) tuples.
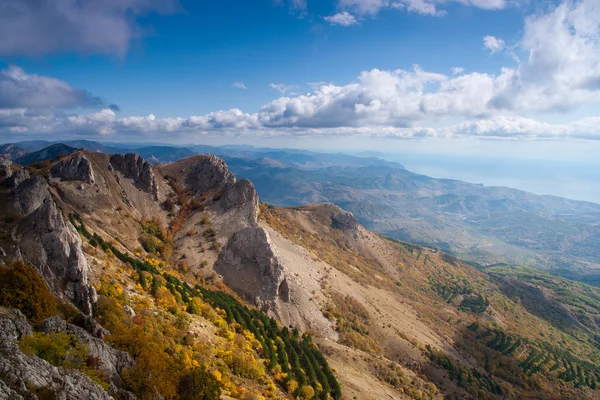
(50, 152), (95, 184)
(109, 153), (159, 199)
(214, 227), (289, 313)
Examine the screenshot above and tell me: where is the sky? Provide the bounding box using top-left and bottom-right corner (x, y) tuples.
(1, 0), (600, 164)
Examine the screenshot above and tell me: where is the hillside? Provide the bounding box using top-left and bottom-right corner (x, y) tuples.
(1, 151), (600, 399)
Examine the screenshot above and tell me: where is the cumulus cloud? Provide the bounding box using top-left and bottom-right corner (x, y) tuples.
(0, 66), (111, 109)
(0, 0), (179, 57)
(3, 1), (600, 142)
(483, 35), (506, 53)
(325, 12), (359, 26)
(337, 0), (512, 18)
(232, 82), (247, 90)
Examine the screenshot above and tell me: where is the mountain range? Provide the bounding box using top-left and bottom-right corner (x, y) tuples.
(4, 140), (599, 285)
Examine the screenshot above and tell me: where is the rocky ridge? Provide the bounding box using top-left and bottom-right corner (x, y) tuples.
(0, 309), (112, 400)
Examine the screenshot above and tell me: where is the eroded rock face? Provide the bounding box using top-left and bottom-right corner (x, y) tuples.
(15, 183), (97, 315)
(13, 175), (51, 215)
(185, 154), (236, 194)
(110, 153), (159, 199)
(331, 210), (359, 232)
(0, 310), (113, 400)
(214, 227), (289, 312)
(50, 152), (95, 184)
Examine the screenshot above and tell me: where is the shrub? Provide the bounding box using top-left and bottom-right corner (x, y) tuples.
(0, 261), (57, 324)
(19, 331), (109, 390)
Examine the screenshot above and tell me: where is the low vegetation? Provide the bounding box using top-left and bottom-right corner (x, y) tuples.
(0, 261), (57, 325)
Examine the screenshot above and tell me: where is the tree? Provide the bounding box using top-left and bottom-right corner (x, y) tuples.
(177, 368), (221, 400)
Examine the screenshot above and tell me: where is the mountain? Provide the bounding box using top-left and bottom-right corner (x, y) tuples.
(0, 144), (27, 161)
(214, 153), (600, 284)
(132, 146), (197, 164)
(1, 150), (600, 399)
(15, 143), (78, 165)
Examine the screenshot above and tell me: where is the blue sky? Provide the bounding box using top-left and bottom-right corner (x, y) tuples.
(3, 1), (524, 117)
(1, 0), (600, 161)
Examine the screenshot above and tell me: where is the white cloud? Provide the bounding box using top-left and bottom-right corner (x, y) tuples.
(325, 12), (359, 26)
(0, 66), (115, 110)
(483, 35), (506, 53)
(232, 82), (247, 90)
(0, 0), (180, 57)
(269, 83), (299, 94)
(3, 1), (600, 143)
(337, 0), (513, 18)
(451, 67), (465, 75)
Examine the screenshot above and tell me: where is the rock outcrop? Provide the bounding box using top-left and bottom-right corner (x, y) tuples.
(109, 153), (159, 199)
(214, 227), (289, 313)
(13, 175), (51, 215)
(16, 198), (97, 315)
(331, 210), (359, 232)
(0, 310), (112, 400)
(0, 156), (13, 179)
(50, 152), (95, 184)
(39, 317), (134, 388)
(185, 154), (236, 194)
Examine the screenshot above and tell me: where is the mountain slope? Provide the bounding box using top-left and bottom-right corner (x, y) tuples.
(1, 151), (600, 399)
(219, 153), (600, 282)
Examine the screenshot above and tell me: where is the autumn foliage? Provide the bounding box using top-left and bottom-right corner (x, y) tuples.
(0, 261), (57, 325)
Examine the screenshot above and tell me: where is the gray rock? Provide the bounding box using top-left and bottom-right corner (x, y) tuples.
(220, 179), (259, 222)
(0, 156), (13, 179)
(214, 227), (289, 313)
(73, 314), (110, 339)
(6, 168), (30, 188)
(123, 305), (136, 317)
(50, 152), (95, 184)
(16, 197), (97, 315)
(331, 210), (359, 232)
(39, 317), (134, 386)
(13, 175), (51, 215)
(110, 153), (159, 199)
(185, 154), (236, 195)
(0, 311), (113, 400)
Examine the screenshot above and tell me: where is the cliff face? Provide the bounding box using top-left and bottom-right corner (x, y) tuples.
(3, 160), (97, 316)
(214, 227), (289, 313)
(109, 153), (159, 200)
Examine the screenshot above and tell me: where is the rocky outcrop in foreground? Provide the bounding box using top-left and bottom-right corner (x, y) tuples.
(110, 153), (159, 199)
(50, 152), (95, 184)
(0, 310), (113, 400)
(214, 227), (289, 313)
